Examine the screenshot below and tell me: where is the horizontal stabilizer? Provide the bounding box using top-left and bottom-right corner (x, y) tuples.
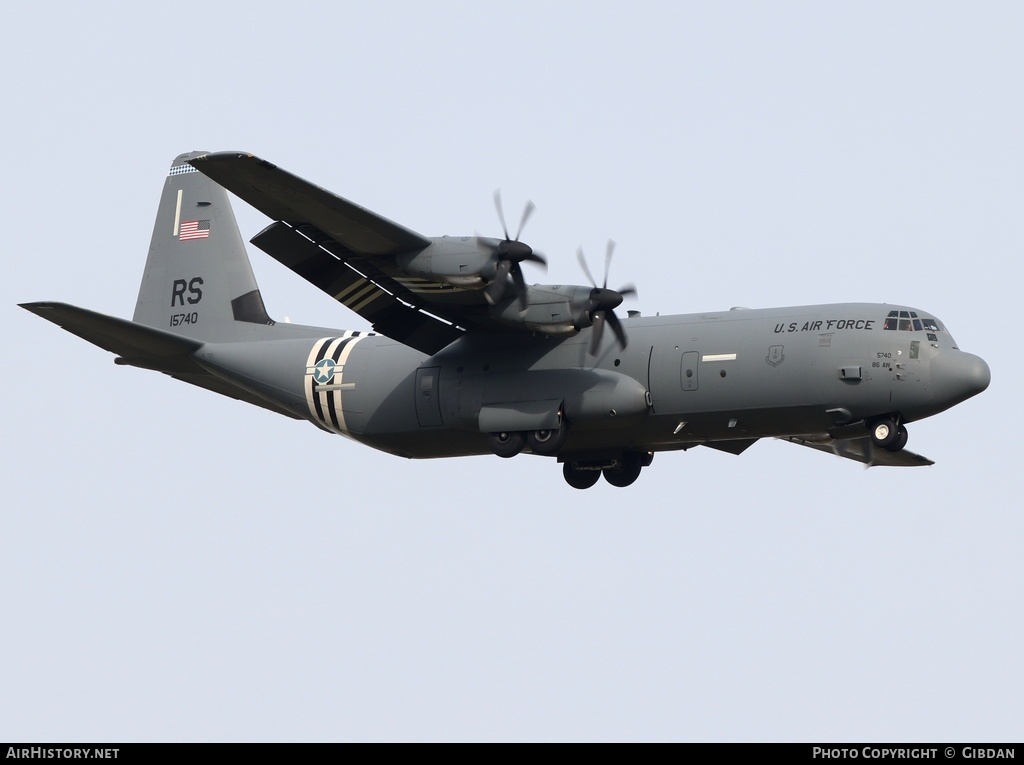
(21, 302), (201, 362)
(782, 435), (934, 467)
(20, 302), (301, 419)
(189, 152), (431, 256)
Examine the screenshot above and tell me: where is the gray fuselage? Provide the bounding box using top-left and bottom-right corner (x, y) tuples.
(196, 301), (990, 461)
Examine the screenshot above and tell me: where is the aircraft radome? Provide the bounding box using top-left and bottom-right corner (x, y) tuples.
(21, 151), (991, 489)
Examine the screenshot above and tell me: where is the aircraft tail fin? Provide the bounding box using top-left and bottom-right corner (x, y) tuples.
(132, 151), (275, 342)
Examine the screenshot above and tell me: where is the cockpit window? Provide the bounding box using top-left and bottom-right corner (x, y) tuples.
(883, 310), (943, 332)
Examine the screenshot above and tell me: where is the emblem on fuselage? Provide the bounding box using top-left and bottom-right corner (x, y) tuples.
(766, 345), (785, 367)
(312, 358), (337, 384)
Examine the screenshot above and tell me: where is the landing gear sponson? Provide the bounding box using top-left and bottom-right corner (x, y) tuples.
(494, 411), (916, 488)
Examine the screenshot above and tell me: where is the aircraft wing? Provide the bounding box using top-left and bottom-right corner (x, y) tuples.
(246, 220), (466, 355)
(781, 436), (934, 467)
(189, 152), (473, 355)
(188, 152), (430, 255)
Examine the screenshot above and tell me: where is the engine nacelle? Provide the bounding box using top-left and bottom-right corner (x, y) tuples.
(486, 284), (599, 335)
(395, 236), (499, 288)
(396, 241), (609, 338)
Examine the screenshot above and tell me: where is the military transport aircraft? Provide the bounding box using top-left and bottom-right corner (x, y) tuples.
(21, 151), (991, 488)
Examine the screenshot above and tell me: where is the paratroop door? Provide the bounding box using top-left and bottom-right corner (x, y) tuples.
(414, 367), (443, 427)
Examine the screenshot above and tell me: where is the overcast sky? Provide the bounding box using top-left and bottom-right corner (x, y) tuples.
(2, 1), (1020, 742)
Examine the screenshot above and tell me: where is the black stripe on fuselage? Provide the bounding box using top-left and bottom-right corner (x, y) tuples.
(324, 337), (356, 431)
(310, 337), (335, 425)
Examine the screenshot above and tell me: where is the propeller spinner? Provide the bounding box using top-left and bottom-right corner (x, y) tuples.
(577, 240), (637, 355)
(480, 191), (547, 310)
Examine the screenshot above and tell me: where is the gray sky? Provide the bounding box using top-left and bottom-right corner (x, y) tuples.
(2, 1), (1020, 742)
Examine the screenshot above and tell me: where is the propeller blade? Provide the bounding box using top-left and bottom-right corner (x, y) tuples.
(606, 309), (628, 350)
(511, 263), (528, 311)
(476, 234), (499, 250)
(577, 238), (636, 354)
(515, 200), (535, 241)
(603, 240), (615, 288)
(484, 192), (543, 310)
(522, 250), (547, 269)
(485, 260), (511, 305)
(589, 311), (606, 356)
(577, 247), (597, 288)
(493, 190), (510, 240)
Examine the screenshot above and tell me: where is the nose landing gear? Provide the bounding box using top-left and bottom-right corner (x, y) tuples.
(869, 416), (909, 453)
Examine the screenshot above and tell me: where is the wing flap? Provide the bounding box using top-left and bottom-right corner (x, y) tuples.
(189, 152), (430, 256)
(251, 222), (463, 355)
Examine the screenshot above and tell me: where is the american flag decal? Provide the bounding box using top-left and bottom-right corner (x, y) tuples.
(179, 220), (210, 241)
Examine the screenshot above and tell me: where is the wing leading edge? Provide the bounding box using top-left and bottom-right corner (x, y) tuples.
(188, 152), (430, 255)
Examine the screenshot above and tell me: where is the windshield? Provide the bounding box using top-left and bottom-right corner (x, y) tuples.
(882, 310), (943, 340)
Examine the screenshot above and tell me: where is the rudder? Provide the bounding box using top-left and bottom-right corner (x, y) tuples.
(133, 151), (274, 342)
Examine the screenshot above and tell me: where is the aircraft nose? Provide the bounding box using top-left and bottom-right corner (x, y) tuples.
(930, 351), (991, 406)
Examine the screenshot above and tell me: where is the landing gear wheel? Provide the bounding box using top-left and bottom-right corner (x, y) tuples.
(869, 418), (900, 449)
(563, 462), (601, 490)
(527, 419), (569, 456)
(603, 452), (643, 488)
(883, 425), (909, 453)
(488, 431), (525, 458)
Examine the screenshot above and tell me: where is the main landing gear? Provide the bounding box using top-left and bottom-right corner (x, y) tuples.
(562, 451), (654, 489)
(486, 419), (653, 489)
(486, 418), (569, 458)
(868, 416), (909, 452)
(487, 430), (526, 458)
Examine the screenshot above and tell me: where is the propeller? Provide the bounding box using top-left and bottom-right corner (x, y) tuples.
(577, 240), (637, 355)
(480, 190), (547, 310)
